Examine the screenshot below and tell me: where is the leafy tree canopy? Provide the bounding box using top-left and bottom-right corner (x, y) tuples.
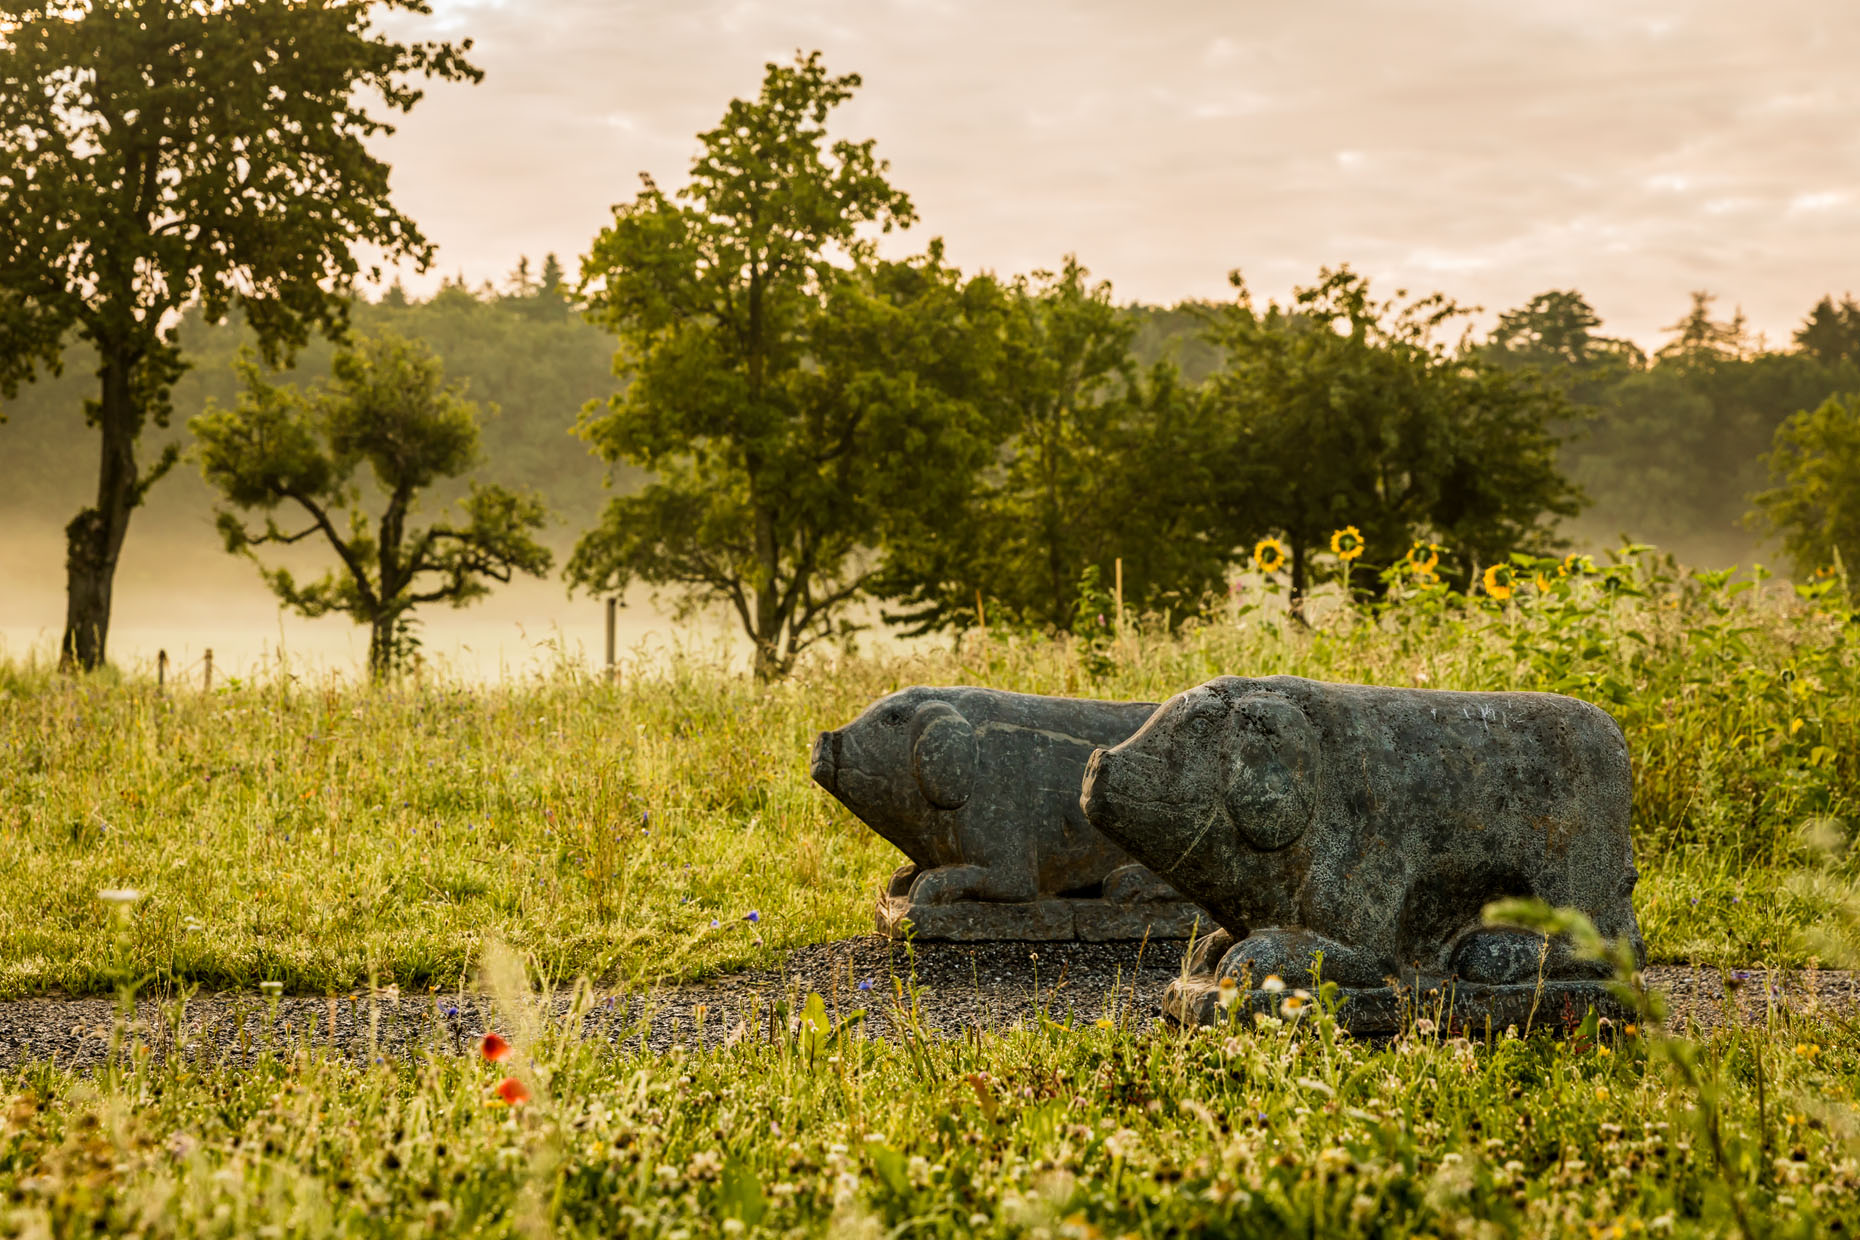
(875, 259), (1226, 636)
(1750, 394), (1860, 583)
(191, 332), (552, 677)
(1204, 267), (1582, 601)
(569, 52), (1009, 678)
(0, 0), (479, 669)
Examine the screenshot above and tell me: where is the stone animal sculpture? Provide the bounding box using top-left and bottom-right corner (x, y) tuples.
(1079, 674), (1644, 991)
(813, 686), (1200, 939)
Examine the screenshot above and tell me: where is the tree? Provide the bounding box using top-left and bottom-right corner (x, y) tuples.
(1750, 394), (1860, 581)
(1203, 267), (1580, 601)
(874, 259), (1227, 634)
(1795, 294), (1860, 366)
(1481, 289), (1644, 406)
(1655, 291), (1754, 366)
(569, 53), (1002, 678)
(191, 333), (552, 677)
(0, 0), (480, 670)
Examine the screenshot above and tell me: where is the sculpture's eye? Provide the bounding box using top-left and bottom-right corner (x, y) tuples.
(883, 711), (905, 727)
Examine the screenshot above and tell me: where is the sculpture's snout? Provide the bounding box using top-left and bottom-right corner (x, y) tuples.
(810, 729), (841, 794)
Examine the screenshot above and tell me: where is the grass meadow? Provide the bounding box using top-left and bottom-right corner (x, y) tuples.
(4, 547), (1860, 1236)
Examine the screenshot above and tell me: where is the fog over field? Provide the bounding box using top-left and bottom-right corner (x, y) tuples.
(0, 520), (745, 680)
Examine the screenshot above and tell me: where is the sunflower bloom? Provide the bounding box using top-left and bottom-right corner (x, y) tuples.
(1330, 526), (1364, 562)
(1483, 564), (1514, 601)
(1534, 571), (1553, 594)
(1253, 538), (1287, 574)
(1403, 541), (1440, 576)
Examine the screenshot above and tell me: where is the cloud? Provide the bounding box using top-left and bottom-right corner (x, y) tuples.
(369, 0), (1860, 349)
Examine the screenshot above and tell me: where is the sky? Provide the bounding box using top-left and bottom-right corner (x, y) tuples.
(373, 0), (1860, 352)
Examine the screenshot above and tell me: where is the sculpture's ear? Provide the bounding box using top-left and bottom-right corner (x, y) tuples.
(1223, 694), (1319, 851)
(911, 701), (976, 810)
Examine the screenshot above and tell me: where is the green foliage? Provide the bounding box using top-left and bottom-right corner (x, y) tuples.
(876, 259), (1226, 635)
(0, 280), (620, 544)
(571, 53), (1007, 678)
(1203, 266), (1581, 602)
(0, 0), (478, 668)
(1751, 394), (1860, 582)
(191, 333), (553, 677)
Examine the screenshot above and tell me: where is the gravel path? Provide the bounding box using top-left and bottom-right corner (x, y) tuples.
(3, 937), (1855, 1071)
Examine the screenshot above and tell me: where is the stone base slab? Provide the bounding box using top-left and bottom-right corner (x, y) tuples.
(1164, 976), (1630, 1036)
(875, 896), (1215, 943)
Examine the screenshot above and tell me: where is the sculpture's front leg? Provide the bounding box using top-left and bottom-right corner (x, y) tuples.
(1217, 928), (1393, 990)
(907, 863), (1038, 906)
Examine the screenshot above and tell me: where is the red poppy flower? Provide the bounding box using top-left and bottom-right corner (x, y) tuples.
(494, 1076), (530, 1105)
(480, 1032), (511, 1063)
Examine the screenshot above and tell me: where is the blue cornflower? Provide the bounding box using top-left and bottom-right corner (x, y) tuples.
(745, 910), (760, 923)
(857, 979), (873, 992)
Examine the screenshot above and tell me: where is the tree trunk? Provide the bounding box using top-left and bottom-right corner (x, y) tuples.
(368, 614), (395, 681)
(60, 360), (140, 672)
(751, 499), (782, 681)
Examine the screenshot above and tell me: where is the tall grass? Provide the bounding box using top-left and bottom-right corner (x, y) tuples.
(1, 549), (1856, 996)
(4, 953), (1858, 1237)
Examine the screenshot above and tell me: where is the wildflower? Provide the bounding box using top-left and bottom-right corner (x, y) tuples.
(445, 1006), (460, 1018)
(1595, 1085), (1609, 1101)
(1216, 976), (1240, 1011)
(1252, 537), (1287, 574)
(1562, 553), (1594, 576)
(1330, 526), (1364, 562)
(480, 1033), (512, 1063)
(857, 979), (873, 992)
(1535, 571), (1553, 594)
(1415, 1018), (1437, 1036)
(710, 919), (720, 929)
(97, 888), (143, 904)
(1260, 974), (1286, 993)
(1795, 1042), (1821, 1061)
(493, 1077), (530, 1106)
(1279, 993), (1306, 1020)
(1482, 563), (1515, 601)
(744, 910), (760, 923)
(1095, 1017), (1116, 1030)
(1403, 541), (1441, 575)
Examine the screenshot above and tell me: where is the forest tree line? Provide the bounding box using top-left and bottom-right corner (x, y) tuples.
(5, 8), (1858, 677)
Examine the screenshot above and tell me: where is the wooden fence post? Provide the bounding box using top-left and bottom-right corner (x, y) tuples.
(157, 649), (168, 693)
(202, 648), (213, 693)
(1114, 557), (1125, 643)
(605, 596), (617, 684)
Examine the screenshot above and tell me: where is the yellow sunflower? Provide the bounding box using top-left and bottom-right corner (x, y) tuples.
(1483, 563), (1515, 601)
(1253, 537), (1287, 573)
(1561, 553), (1594, 577)
(1534, 571), (1553, 594)
(1403, 540), (1441, 576)
(1330, 526), (1364, 562)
